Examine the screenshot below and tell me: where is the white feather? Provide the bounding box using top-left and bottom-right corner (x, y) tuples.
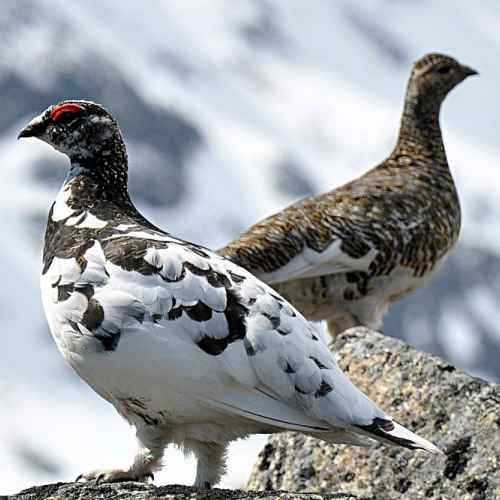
(260, 239), (379, 284)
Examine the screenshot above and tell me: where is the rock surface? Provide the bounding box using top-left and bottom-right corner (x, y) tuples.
(10, 481), (362, 500)
(248, 328), (500, 499)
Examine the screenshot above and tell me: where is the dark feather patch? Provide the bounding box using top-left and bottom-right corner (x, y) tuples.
(315, 380), (333, 397)
(277, 328), (291, 336)
(354, 417), (422, 449)
(197, 336), (228, 355)
(197, 289), (249, 355)
(77, 253), (88, 274)
(94, 328), (121, 351)
(310, 356), (328, 369)
(244, 338), (256, 356)
(371, 417), (395, 432)
(43, 235), (96, 276)
(294, 385), (309, 395)
(68, 319), (80, 333)
(262, 312), (281, 329)
(127, 397), (147, 410)
(168, 307), (183, 321)
(73, 212), (87, 226)
(183, 261), (231, 288)
(185, 301), (213, 322)
(57, 284), (74, 301)
(186, 244), (210, 258)
(224, 288), (248, 343)
(160, 265), (186, 283)
(75, 284), (94, 299)
(228, 270), (246, 283)
(81, 298), (104, 330)
(103, 236), (161, 275)
(206, 269), (231, 288)
(184, 262), (209, 276)
(165, 299), (214, 322)
(137, 413), (160, 426)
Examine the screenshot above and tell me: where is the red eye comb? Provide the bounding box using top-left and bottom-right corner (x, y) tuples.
(50, 103), (83, 121)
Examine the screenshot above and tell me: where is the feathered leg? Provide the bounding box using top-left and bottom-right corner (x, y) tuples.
(189, 440), (228, 489)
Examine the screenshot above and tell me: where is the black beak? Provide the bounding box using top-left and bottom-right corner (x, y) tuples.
(462, 65), (479, 77)
(17, 120), (45, 140)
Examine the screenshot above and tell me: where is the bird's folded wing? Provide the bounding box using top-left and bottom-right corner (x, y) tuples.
(74, 232), (383, 432)
(219, 194), (384, 285)
(258, 238), (379, 284)
(197, 385), (330, 432)
(219, 184), (438, 285)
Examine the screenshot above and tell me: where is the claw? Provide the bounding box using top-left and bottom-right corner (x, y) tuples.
(74, 468), (153, 484)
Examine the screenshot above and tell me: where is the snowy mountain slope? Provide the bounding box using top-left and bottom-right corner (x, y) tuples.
(1, 0), (499, 494)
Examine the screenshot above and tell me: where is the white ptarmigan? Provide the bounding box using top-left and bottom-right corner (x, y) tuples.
(19, 100), (441, 488)
(220, 53), (477, 337)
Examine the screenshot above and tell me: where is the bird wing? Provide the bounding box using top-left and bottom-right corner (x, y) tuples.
(219, 184), (436, 285)
(219, 193), (381, 285)
(68, 230), (383, 432)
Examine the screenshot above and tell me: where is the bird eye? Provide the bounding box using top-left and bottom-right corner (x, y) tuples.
(437, 65), (451, 74)
(55, 111), (81, 126)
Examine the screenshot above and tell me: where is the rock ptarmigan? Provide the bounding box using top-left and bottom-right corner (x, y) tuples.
(220, 53), (477, 336)
(19, 100), (441, 488)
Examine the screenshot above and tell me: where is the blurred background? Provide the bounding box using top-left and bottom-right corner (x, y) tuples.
(1, 0), (499, 494)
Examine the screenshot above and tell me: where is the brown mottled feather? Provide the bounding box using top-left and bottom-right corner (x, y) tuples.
(220, 53), (476, 335)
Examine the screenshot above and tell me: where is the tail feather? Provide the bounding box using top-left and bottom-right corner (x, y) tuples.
(354, 417), (443, 454)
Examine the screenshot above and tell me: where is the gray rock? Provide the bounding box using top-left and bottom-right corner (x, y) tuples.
(10, 481), (362, 500)
(247, 328), (500, 499)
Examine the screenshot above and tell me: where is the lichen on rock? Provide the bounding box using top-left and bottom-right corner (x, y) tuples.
(10, 481), (362, 500)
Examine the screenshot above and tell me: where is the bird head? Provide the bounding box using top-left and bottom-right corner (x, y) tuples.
(408, 53), (478, 102)
(18, 100), (122, 161)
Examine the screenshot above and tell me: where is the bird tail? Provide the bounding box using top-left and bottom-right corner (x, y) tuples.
(353, 417), (442, 454)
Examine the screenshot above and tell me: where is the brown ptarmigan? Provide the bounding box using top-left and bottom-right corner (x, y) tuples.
(220, 53), (477, 336)
(18, 100), (441, 488)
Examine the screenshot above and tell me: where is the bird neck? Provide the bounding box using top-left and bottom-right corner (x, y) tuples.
(65, 138), (134, 211)
(395, 86), (447, 164)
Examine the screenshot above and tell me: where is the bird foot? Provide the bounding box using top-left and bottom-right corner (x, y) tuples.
(76, 468), (154, 484)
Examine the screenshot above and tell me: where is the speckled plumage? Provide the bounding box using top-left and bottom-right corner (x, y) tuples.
(20, 100), (441, 488)
(220, 53), (477, 335)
